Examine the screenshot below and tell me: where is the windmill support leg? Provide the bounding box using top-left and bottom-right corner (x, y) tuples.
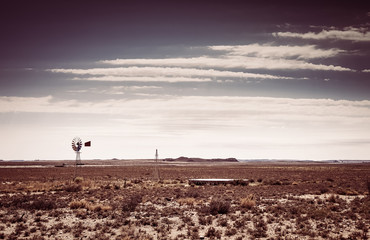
(154, 149), (160, 181)
(74, 151), (81, 179)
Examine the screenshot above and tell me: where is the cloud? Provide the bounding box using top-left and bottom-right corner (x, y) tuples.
(209, 44), (344, 59)
(67, 86), (162, 95)
(2, 95), (369, 160)
(0, 96), (81, 114)
(100, 44), (351, 72)
(362, 69), (370, 73)
(274, 27), (370, 42)
(2, 95), (369, 122)
(101, 56), (350, 72)
(45, 43), (354, 90)
(49, 66), (292, 81)
(72, 76), (213, 82)
(2, 95), (370, 148)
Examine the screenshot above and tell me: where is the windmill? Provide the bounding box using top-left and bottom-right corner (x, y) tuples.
(154, 149), (160, 180)
(71, 137), (91, 179)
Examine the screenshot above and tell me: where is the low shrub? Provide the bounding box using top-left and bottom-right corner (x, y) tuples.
(320, 188), (329, 194)
(328, 194), (337, 203)
(132, 179), (142, 184)
(263, 179), (282, 185)
(271, 180), (282, 185)
(225, 227), (237, 236)
(217, 217), (228, 227)
(205, 227), (221, 238)
(29, 199), (56, 210)
(122, 194), (142, 212)
(185, 188), (200, 198)
(336, 188), (346, 195)
(189, 227), (199, 240)
(198, 216), (207, 225)
(64, 184), (82, 192)
(251, 217), (267, 238)
(308, 208), (330, 220)
(209, 198), (230, 215)
(232, 179), (248, 186)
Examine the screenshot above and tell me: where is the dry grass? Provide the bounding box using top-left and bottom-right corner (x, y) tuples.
(0, 162), (369, 239)
(69, 199), (112, 212)
(240, 194), (256, 209)
(177, 197), (196, 206)
(69, 199), (89, 209)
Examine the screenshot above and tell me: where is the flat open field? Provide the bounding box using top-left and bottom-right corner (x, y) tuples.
(0, 160), (369, 239)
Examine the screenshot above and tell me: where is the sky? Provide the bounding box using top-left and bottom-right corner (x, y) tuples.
(0, 0), (369, 160)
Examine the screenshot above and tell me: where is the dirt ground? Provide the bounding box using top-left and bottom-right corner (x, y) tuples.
(0, 160), (369, 239)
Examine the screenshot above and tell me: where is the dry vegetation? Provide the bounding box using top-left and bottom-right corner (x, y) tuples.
(0, 161), (369, 239)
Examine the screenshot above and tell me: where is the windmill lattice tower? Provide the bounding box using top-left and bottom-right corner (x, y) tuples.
(154, 149), (160, 180)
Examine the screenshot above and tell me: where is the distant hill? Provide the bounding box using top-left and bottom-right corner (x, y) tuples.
(238, 159), (370, 164)
(163, 157), (238, 162)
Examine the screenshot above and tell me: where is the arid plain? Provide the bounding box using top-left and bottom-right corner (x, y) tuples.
(0, 160), (369, 239)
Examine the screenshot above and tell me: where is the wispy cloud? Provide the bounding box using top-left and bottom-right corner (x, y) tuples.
(100, 43), (351, 72)
(47, 43), (351, 87)
(0, 96), (81, 114)
(67, 86), (162, 95)
(71, 76), (213, 83)
(274, 26), (370, 42)
(209, 44), (344, 59)
(2, 95), (370, 121)
(49, 66), (293, 82)
(101, 57), (350, 72)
